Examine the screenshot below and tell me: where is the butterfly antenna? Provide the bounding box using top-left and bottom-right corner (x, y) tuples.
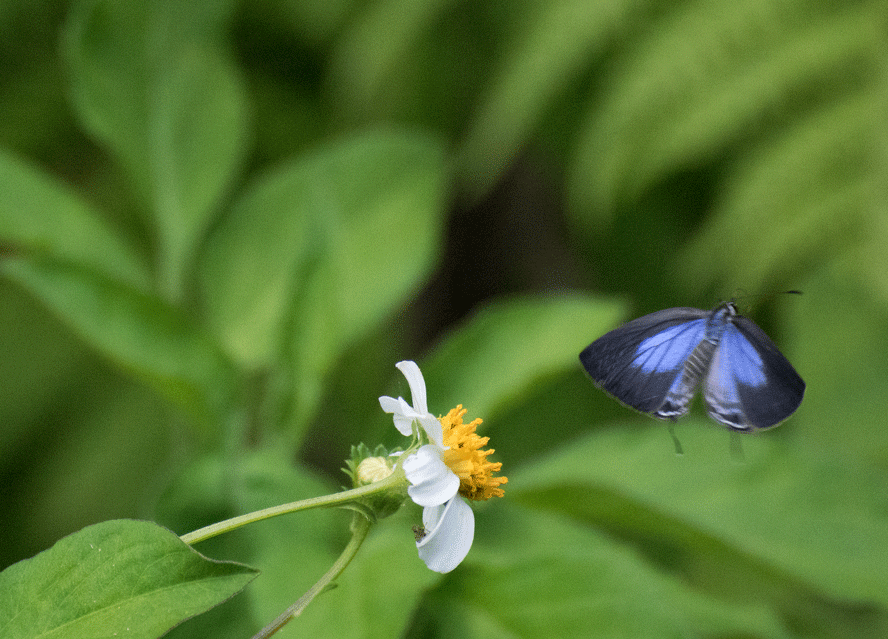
(733, 289), (803, 308)
(667, 423), (684, 456)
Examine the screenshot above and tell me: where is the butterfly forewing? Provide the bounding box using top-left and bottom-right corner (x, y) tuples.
(580, 308), (709, 415)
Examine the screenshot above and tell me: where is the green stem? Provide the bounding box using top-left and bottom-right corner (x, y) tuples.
(250, 512), (373, 639)
(180, 469), (406, 545)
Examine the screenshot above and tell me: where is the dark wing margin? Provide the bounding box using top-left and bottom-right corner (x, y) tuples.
(579, 308), (709, 416)
(703, 318), (805, 430)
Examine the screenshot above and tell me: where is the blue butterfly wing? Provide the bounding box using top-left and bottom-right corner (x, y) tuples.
(580, 308), (709, 415)
(703, 317), (805, 430)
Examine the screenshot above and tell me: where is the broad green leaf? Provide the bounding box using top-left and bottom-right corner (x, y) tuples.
(420, 294), (625, 420)
(197, 159), (315, 370)
(63, 0), (150, 190)
(674, 91), (882, 294)
(64, 0), (238, 182)
(64, 0), (246, 300)
(98, 452), (262, 639)
(435, 507), (789, 639)
(456, 0), (644, 198)
(0, 149), (149, 289)
(149, 45), (249, 301)
(510, 425), (888, 613)
(786, 262), (888, 467)
(0, 520), (257, 639)
(200, 130), (447, 434)
(1, 257), (237, 428)
(569, 1), (879, 225)
(328, 0), (459, 121)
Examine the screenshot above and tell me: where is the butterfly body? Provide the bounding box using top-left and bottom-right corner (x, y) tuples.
(580, 302), (804, 431)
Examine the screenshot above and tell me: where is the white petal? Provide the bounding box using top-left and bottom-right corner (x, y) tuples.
(396, 360), (428, 415)
(378, 395), (405, 415)
(379, 396), (416, 436)
(393, 415), (417, 438)
(417, 498), (474, 573)
(418, 414), (445, 449)
(402, 446), (459, 507)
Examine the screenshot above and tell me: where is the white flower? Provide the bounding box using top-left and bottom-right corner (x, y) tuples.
(379, 360), (474, 573)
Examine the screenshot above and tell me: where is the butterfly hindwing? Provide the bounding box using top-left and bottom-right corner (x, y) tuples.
(580, 308), (709, 415)
(703, 316), (805, 430)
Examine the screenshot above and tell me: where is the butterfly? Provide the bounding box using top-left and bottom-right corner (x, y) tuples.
(579, 301), (805, 431)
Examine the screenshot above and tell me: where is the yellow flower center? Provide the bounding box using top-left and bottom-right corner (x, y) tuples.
(439, 405), (507, 501)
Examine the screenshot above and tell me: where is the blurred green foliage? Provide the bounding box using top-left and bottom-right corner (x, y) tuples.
(1, 0), (886, 637)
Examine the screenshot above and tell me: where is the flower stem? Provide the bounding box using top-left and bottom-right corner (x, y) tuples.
(250, 512), (373, 639)
(179, 469), (406, 545)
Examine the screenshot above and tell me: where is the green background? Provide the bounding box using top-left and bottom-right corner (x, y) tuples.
(1, 0), (886, 637)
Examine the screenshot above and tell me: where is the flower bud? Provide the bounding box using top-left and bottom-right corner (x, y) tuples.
(343, 444), (408, 520)
(355, 456), (394, 485)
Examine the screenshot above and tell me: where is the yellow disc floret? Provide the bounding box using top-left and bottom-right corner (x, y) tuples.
(439, 405), (507, 501)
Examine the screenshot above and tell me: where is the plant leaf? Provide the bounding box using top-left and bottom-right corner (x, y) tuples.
(149, 45), (249, 300)
(0, 148), (149, 290)
(1, 257), (237, 428)
(0, 520), (257, 639)
(439, 506), (790, 639)
(420, 293), (624, 420)
(64, 0), (246, 300)
(569, 1), (879, 225)
(199, 129), (447, 435)
(511, 426), (888, 614)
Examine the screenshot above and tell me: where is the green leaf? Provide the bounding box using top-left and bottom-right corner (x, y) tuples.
(438, 507), (789, 639)
(674, 91), (882, 294)
(0, 149), (149, 289)
(0, 520), (257, 639)
(199, 129), (447, 433)
(64, 0), (246, 300)
(328, 0), (460, 121)
(1, 257), (237, 428)
(569, 1), (879, 225)
(149, 46), (249, 300)
(420, 293), (625, 420)
(456, 0), (643, 198)
(511, 425), (888, 617)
